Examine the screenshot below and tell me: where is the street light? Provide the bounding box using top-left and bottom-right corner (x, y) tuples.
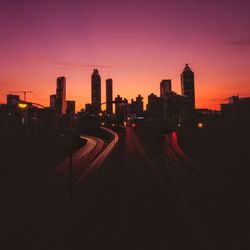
(197, 122), (204, 129)
(18, 103), (28, 109)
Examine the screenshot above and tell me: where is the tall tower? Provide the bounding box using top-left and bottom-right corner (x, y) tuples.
(106, 78), (113, 114)
(56, 77), (66, 115)
(181, 64), (195, 110)
(66, 100), (76, 115)
(136, 94), (144, 114)
(50, 94), (57, 110)
(91, 69), (101, 113)
(160, 79), (172, 97)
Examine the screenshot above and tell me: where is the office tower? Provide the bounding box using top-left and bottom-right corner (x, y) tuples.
(163, 91), (188, 122)
(91, 69), (101, 113)
(7, 94), (20, 105)
(66, 100), (76, 115)
(181, 64), (195, 110)
(147, 93), (158, 111)
(114, 95), (128, 123)
(129, 95), (144, 115)
(147, 93), (163, 120)
(106, 78), (113, 114)
(136, 94), (144, 114)
(50, 95), (57, 110)
(160, 80), (172, 97)
(56, 77), (67, 115)
(114, 95), (123, 114)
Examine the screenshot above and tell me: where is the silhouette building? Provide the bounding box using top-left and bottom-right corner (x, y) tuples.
(146, 93), (163, 121)
(91, 69), (101, 113)
(162, 91), (188, 124)
(160, 80), (172, 97)
(114, 95), (128, 123)
(114, 95), (123, 114)
(181, 64), (195, 110)
(130, 95), (144, 115)
(56, 77), (67, 115)
(7, 94), (20, 106)
(50, 95), (57, 110)
(136, 94), (144, 114)
(66, 100), (76, 115)
(221, 95), (250, 116)
(106, 78), (113, 114)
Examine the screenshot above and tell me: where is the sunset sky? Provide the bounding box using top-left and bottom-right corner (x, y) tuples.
(0, 0), (250, 111)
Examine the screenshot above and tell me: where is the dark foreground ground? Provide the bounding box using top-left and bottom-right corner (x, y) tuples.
(1, 125), (250, 250)
(179, 128), (250, 250)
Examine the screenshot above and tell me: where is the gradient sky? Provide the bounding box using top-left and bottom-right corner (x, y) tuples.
(0, 0), (250, 111)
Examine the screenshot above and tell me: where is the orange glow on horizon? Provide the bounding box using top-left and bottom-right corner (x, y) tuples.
(0, 70), (249, 112)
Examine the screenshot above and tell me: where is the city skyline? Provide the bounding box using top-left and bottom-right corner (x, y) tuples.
(1, 0), (250, 111)
(1, 63), (248, 112)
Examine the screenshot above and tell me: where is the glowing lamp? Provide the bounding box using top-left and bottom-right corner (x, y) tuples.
(18, 103), (28, 109)
(197, 122), (204, 129)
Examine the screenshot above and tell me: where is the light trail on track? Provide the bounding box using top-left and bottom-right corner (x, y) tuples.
(163, 132), (197, 173)
(50, 127), (119, 186)
(74, 127), (119, 185)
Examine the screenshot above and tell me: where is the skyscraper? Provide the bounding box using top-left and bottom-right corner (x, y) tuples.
(181, 64), (195, 110)
(66, 100), (76, 115)
(106, 78), (113, 114)
(50, 94), (57, 110)
(91, 69), (101, 113)
(56, 77), (66, 115)
(114, 95), (123, 115)
(136, 94), (144, 114)
(160, 80), (172, 97)
(114, 95), (128, 123)
(146, 93), (163, 121)
(129, 95), (144, 116)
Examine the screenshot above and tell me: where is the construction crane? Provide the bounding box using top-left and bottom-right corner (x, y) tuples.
(9, 91), (33, 101)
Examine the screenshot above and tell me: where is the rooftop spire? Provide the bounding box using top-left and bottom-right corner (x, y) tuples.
(184, 63), (191, 71)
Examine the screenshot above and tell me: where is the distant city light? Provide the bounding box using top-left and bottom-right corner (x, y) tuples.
(177, 123), (181, 127)
(131, 123), (136, 127)
(112, 123), (115, 127)
(101, 122), (105, 126)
